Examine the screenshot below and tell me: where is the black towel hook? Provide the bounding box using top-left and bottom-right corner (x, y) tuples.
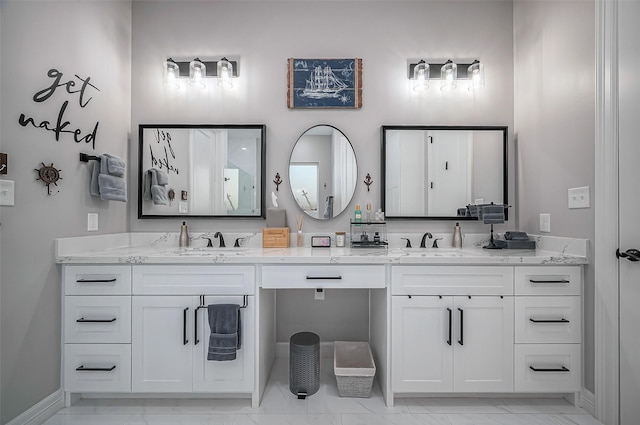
(79, 153), (101, 162)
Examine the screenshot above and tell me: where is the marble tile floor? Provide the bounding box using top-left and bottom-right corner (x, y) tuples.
(43, 357), (603, 425)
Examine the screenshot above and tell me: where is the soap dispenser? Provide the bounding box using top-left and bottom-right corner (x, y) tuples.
(452, 222), (462, 248)
(179, 221), (190, 247)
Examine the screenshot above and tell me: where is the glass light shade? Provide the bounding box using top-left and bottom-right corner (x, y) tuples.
(217, 57), (234, 88)
(440, 60), (457, 91)
(164, 59), (180, 89)
(468, 60), (485, 91)
(412, 60), (430, 91)
(189, 58), (207, 89)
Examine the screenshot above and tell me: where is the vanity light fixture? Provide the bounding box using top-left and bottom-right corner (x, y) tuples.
(163, 57), (238, 89)
(467, 59), (485, 91)
(408, 59), (483, 92)
(164, 58), (181, 89)
(189, 58), (207, 89)
(412, 60), (430, 91)
(440, 60), (457, 91)
(217, 57), (234, 88)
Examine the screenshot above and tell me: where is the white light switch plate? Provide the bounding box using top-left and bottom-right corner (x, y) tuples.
(0, 180), (15, 206)
(568, 186), (590, 209)
(540, 213), (551, 233)
(87, 213), (98, 231)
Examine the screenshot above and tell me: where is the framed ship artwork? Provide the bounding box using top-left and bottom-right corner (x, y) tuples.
(287, 58), (363, 109)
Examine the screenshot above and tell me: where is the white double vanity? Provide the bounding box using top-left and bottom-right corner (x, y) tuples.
(56, 232), (587, 408)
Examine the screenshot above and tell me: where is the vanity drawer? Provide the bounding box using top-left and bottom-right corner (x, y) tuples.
(391, 266), (513, 296)
(64, 265), (131, 295)
(515, 266), (581, 295)
(64, 296), (131, 344)
(261, 265), (386, 288)
(515, 296), (581, 344)
(514, 344), (581, 392)
(64, 344), (131, 392)
(132, 265), (255, 295)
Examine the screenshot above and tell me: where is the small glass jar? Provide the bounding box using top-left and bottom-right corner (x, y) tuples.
(335, 231), (346, 247)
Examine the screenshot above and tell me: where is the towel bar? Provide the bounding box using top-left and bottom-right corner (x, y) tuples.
(79, 153), (101, 162)
(196, 294), (248, 310)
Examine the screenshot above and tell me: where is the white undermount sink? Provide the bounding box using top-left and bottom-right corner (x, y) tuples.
(394, 247), (477, 257)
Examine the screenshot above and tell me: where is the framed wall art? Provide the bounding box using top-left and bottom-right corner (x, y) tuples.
(287, 58), (363, 109)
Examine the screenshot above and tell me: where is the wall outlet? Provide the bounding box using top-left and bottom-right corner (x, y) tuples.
(0, 180), (15, 206)
(568, 186), (590, 209)
(87, 213), (98, 231)
(314, 288), (325, 300)
(539, 213), (551, 233)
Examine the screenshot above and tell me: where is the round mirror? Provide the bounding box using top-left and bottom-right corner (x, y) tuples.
(289, 125), (357, 220)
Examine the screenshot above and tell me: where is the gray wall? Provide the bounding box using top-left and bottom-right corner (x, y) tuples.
(0, 1), (131, 423)
(513, 0), (596, 392)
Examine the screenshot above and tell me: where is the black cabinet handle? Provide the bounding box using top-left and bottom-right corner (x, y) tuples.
(76, 365), (116, 372)
(183, 307), (189, 345)
(306, 276), (342, 280)
(194, 308), (199, 345)
(529, 318), (570, 323)
(529, 279), (569, 284)
(446, 308), (452, 346)
(458, 308), (464, 346)
(76, 317), (117, 323)
(529, 365), (570, 372)
(76, 278), (117, 283)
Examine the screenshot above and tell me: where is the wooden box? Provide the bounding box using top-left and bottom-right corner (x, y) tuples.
(263, 228), (290, 248)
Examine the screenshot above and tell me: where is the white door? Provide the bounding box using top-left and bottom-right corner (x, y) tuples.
(132, 296), (193, 392)
(618, 2), (640, 422)
(193, 296), (255, 392)
(391, 296), (454, 392)
(453, 296), (514, 392)
(428, 131), (472, 216)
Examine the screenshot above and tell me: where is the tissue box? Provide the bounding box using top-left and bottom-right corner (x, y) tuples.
(262, 228), (290, 248)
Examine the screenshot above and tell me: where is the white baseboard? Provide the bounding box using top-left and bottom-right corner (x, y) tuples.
(6, 389), (64, 425)
(581, 387), (596, 417)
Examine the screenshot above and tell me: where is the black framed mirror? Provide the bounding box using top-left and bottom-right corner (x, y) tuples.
(381, 125), (508, 220)
(289, 125), (357, 220)
(138, 124), (266, 218)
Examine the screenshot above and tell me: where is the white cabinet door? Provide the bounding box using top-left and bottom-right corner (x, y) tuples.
(391, 296), (454, 392)
(132, 296), (193, 392)
(193, 296), (255, 392)
(453, 296), (514, 392)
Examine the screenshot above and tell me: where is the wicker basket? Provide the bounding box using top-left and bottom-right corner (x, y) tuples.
(334, 341), (376, 398)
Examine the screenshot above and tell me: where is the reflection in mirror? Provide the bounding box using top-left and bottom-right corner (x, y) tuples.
(138, 124), (265, 218)
(382, 126), (507, 220)
(289, 125), (357, 220)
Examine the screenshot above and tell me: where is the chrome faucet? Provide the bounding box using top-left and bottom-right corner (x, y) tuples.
(214, 232), (225, 247)
(420, 232), (433, 248)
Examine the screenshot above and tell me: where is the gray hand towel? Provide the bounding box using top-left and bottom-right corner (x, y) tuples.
(104, 153), (125, 177)
(98, 174), (127, 202)
(143, 169), (168, 205)
(207, 304), (241, 361)
(89, 161), (101, 196)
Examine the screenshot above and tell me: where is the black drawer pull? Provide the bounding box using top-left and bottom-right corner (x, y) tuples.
(458, 308), (464, 346)
(306, 276), (342, 280)
(76, 317), (117, 323)
(183, 307), (189, 345)
(529, 279), (569, 284)
(76, 278), (117, 283)
(76, 365), (116, 372)
(529, 318), (569, 323)
(529, 365), (570, 372)
(446, 308), (452, 346)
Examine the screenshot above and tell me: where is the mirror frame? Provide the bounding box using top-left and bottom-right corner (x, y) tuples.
(138, 124), (266, 219)
(288, 124), (358, 220)
(381, 125), (508, 221)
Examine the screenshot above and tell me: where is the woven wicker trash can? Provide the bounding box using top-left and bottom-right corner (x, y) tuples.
(334, 341), (376, 397)
(289, 332), (320, 399)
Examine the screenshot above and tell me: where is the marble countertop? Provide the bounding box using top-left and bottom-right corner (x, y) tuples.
(55, 232), (589, 266)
